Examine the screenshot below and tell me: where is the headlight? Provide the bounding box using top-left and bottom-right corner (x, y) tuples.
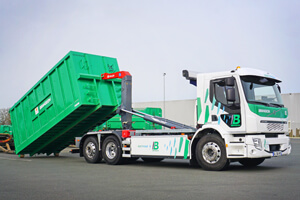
(253, 138), (262, 151)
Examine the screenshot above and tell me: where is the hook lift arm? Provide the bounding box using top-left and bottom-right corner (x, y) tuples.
(101, 71), (196, 131)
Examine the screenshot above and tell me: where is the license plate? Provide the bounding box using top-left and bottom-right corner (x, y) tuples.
(273, 151), (282, 157)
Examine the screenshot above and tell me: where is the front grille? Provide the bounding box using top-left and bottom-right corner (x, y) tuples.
(267, 123), (284, 131)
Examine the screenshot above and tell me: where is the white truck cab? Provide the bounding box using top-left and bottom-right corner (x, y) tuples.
(183, 67), (291, 170)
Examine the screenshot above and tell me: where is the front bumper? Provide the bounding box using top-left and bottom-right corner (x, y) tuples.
(226, 134), (291, 159)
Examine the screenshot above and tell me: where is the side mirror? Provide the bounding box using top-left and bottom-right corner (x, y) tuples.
(226, 88), (236, 102)
(225, 77), (235, 86)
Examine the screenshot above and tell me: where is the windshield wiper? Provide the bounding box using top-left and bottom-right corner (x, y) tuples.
(248, 101), (283, 108)
(248, 101), (270, 107)
(269, 103), (284, 108)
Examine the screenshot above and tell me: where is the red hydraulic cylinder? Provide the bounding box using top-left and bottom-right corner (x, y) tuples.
(101, 71), (131, 80)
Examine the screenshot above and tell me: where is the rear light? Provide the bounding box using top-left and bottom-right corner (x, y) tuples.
(122, 130), (136, 138)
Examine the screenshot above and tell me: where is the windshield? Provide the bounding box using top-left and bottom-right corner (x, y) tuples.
(240, 76), (283, 107)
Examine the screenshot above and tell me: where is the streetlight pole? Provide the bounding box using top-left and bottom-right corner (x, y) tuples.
(163, 73), (166, 124)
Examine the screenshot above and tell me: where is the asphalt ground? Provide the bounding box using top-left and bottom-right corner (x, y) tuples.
(0, 139), (299, 200)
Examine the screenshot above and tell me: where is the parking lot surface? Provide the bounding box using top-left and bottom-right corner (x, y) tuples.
(1, 139), (299, 200)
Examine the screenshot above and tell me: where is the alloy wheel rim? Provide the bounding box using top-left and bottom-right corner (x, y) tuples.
(202, 142), (221, 164)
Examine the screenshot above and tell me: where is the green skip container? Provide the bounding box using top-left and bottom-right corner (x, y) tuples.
(10, 51), (122, 156)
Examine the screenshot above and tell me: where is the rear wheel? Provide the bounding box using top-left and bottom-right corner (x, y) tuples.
(196, 134), (229, 171)
(239, 158), (265, 167)
(102, 136), (123, 165)
(83, 137), (102, 163)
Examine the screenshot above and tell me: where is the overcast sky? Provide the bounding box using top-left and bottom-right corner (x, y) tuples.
(0, 0), (299, 108)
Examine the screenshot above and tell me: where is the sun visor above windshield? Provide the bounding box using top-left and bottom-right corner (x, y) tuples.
(234, 68), (281, 83)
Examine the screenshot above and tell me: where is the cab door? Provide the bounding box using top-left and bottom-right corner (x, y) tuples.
(209, 76), (245, 132)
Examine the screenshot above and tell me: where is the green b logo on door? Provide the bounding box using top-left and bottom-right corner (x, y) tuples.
(153, 141), (159, 150)
(231, 114), (241, 127)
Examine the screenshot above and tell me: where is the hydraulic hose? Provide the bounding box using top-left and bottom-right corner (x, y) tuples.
(0, 133), (12, 143)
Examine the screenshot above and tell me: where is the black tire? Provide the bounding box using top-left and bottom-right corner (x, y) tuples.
(83, 136), (102, 163)
(196, 134), (229, 171)
(189, 156), (200, 168)
(141, 158), (164, 162)
(102, 136), (123, 165)
(239, 158), (265, 167)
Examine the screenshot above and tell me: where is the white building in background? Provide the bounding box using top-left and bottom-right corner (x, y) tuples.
(133, 93), (300, 136)
(282, 93), (300, 135)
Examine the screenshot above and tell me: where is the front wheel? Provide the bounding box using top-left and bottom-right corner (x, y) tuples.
(102, 136), (123, 165)
(239, 158), (265, 167)
(196, 134), (229, 171)
(83, 136), (102, 163)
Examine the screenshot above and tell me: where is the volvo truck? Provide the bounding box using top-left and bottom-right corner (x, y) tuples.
(80, 67), (291, 170)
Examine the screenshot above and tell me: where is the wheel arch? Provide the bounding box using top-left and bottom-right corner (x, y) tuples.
(190, 128), (223, 161)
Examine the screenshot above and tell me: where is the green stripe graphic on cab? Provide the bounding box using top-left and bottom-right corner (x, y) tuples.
(248, 103), (288, 118)
(197, 97), (202, 121)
